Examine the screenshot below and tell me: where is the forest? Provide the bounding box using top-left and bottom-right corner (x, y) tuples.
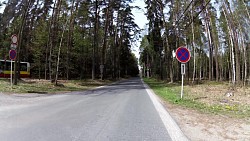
(0, 0), (250, 86)
(140, 0), (250, 86)
(0, 0), (140, 85)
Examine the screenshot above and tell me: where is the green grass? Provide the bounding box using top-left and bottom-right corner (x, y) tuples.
(0, 78), (113, 94)
(143, 78), (250, 118)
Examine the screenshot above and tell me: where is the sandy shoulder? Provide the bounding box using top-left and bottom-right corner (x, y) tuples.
(163, 101), (250, 141)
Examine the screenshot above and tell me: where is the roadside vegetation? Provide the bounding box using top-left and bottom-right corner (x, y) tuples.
(0, 78), (113, 94)
(144, 78), (250, 119)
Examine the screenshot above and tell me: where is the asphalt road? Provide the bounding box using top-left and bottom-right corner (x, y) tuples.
(0, 77), (187, 141)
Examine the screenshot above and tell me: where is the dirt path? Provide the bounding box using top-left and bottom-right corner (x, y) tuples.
(164, 102), (250, 141)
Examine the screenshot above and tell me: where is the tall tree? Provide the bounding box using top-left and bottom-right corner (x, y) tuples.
(14, 0), (32, 85)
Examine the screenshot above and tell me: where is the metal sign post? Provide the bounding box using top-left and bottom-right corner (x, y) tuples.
(176, 46), (190, 99)
(10, 34), (17, 87)
(11, 61), (13, 88)
(181, 64), (185, 99)
(9, 50), (16, 88)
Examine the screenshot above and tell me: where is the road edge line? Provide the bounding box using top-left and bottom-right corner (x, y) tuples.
(142, 79), (189, 141)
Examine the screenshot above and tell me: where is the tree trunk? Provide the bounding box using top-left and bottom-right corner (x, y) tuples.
(101, 1), (111, 80)
(191, 2), (196, 83)
(45, 1), (57, 80)
(117, 22), (124, 79)
(209, 13), (219, 81)
(222, 5), (236, 85)
(225, 0), (241, 84)
(66, 0), (77, 80)
(204, 7), (213, 81)
(14, 0), (32, 85)
(48, 0), (62, 82)
(158, 0), (172, 82)
(55, 18), (69, 85)
(92, 0), (99, 80)
(239, 27), (247, 85)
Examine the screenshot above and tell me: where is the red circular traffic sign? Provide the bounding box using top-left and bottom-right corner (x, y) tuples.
(176, 46), (190, 63)
(9, 50), (17, 60)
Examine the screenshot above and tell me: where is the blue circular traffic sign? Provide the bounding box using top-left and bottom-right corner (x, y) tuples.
(9, 50), (17, 60)
(176, 46), (190, 63)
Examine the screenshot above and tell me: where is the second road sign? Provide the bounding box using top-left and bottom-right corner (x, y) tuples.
(9, 50), (17, 60)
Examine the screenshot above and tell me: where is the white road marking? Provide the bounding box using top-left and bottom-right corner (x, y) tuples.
(142, 80), (189, 141)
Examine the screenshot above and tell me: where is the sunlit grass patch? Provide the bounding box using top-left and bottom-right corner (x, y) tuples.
(143, 78), (250, 118)
(0, 78), (113, 94)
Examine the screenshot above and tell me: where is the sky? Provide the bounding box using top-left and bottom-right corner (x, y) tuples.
(0, 0), (4, 13)
(0, 0), (148, 59)
(130, 0), (148, 30)
(130, 0), (148, 59)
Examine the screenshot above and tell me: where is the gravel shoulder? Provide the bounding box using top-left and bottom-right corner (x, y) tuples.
(0, 92), (48, 107)
(0, 92), (69, 111)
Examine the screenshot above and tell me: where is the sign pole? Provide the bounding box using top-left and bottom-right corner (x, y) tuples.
(11, 60), (13, 89)
(181, 73), (184, 99)
(180, 64), (185, 99)
(10, 34), (18, 85)
(9, 50), (16, 88)
(176, 46), (190, 99)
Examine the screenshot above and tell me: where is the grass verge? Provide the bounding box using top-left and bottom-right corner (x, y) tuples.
(0, 78), (114, 94)
(143, 78), (250, 119)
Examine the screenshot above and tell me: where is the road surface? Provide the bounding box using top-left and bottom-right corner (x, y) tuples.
(0, 78), (188, 141)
